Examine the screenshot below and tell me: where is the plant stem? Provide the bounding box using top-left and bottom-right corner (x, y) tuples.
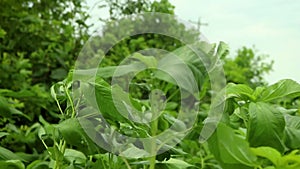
(53, 139), (67, 169)
(64, 84), (76, 118)
(60, 140), (67, 157)
(148, 75), (160, 169)
(55, 99), (65, 116)
(166, 89), (179, 102)
(108, 153), (111, 168)
(149, 115), (158, 169)
(121, 156), (132, 169)
(149, 155), (156, 169)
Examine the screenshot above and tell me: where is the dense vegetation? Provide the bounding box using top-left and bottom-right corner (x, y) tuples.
(0, 0), (299, 169)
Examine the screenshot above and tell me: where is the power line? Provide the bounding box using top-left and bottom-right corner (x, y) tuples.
(190, 17), (208, 32)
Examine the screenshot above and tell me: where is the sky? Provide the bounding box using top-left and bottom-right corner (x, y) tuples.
(85, 0), (300, 84)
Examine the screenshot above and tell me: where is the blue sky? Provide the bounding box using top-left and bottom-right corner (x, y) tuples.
(86, 0), (300, 84)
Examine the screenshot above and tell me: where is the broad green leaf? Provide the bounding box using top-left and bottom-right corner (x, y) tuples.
(208, 123), (257, 169)
(160, 158), (194, 169)
(56, 118), (86, 147)
(277, 107), (298, 115)
(247, 102), (285, 152)
(163, 114), (186, 132)
(50, 82), (66, 103)
(14, 152), (39, 165)
(230, 107), (248, 128)
(82, 77), (145, 139)
(149, 89), (166, 118)
(284, 115), (300, 149)
(37, 127), (46, 141)
(165, 102), (178, 110)
(195, 41), (216, 55)
(252, 86), (266, 99)
(0, 146), (25, 161)
(26, 160), (49, 169)
(38, 116), (59, 142)
(56, 118), (102, 155)
(131, 53), (157, 68)
(47, 145), (63, 161)
(0, 132), (9, 138)
(216, 41), (229, 59)
(111, 84), (144, 122)
(226, 83), (255, 101)
(154, 43), (213, 94)
(155, 53), (199, 95)
(64, 149), (87, 164)
(177, 43), (211, 68)
(278, 150), (300, 168)
(224, 98), (235, 115)
(100, 62), (145, 77)
(258, 79), (300, 102)
(83, 78), (129, 122)
(251, 146), (281, 166)
(0, 160), (25, 169)
(74, 62), (145, 80)
(119, 144), (149, 158)
(186, 62), (206, 92)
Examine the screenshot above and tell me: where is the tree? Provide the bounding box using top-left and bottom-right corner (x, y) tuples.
(0, 0), (89, 87)
(0, 0), (89, 153)
(224, 47), (273, 87)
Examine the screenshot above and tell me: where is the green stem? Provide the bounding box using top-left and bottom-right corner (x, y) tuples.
(148, 73), (160, 169)
(55, 99), (65, 117)
(121, 156), (132, 169)
(166, 89), (179, 102)
(109, 153), (114, 169)
(64, 84), (76, 118)
(149, 157), (156, 169)
(149, 116), (158, 169)
(53, 140), (67, 169)
(60, 140), (67, 157)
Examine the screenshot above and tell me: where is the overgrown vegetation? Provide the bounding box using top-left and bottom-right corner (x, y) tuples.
(0, 0), (299, 169)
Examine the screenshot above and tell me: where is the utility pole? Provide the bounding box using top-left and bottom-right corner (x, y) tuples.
(190, 17), (208, 32)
